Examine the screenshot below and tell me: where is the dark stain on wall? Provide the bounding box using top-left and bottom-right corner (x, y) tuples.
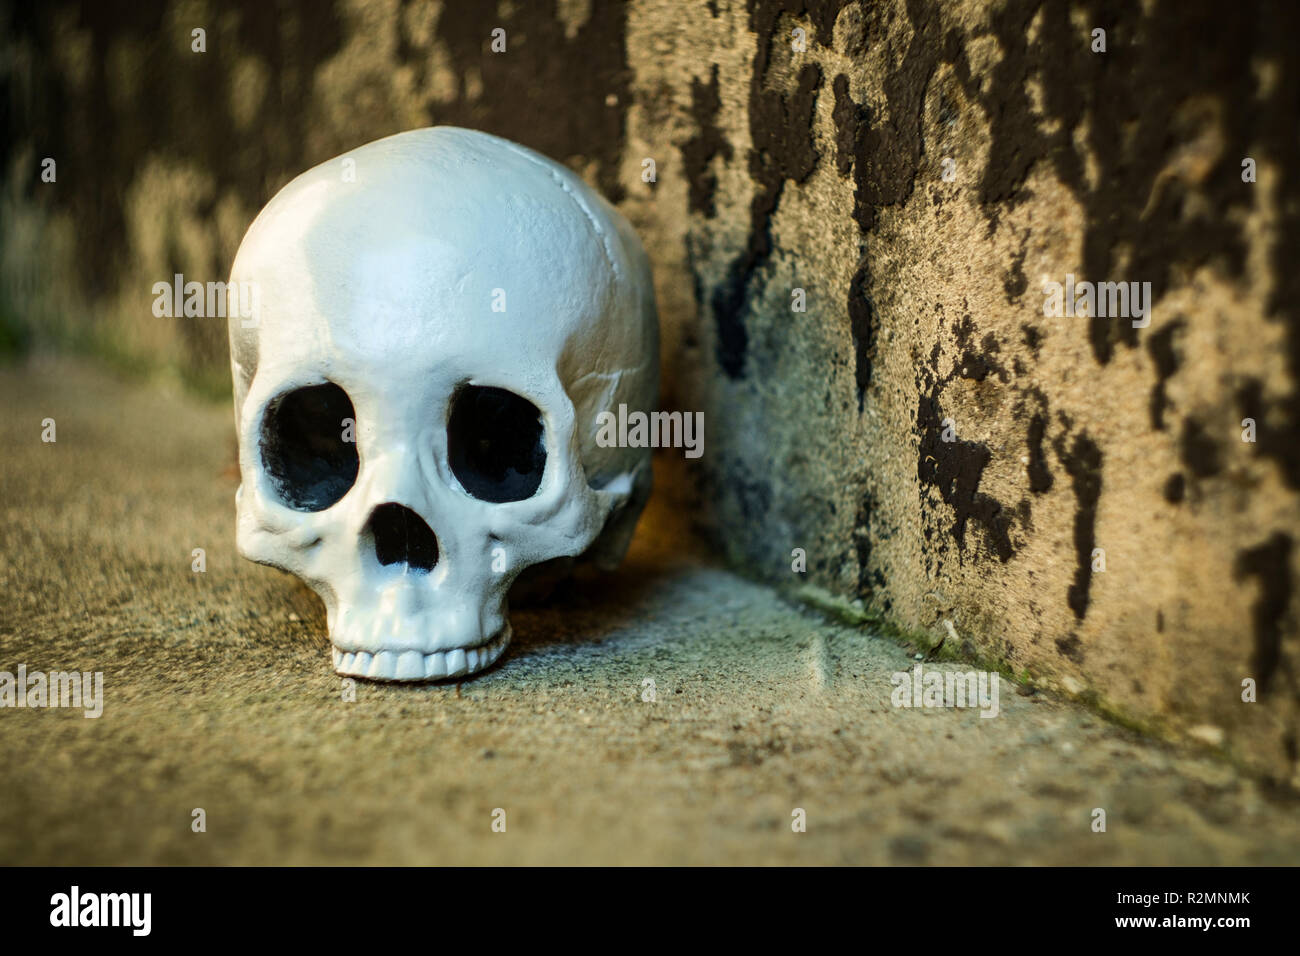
(1238, 378), (1300, 492)
(956, 332), (1010, 385)
(1056, 633), (1083, 663)
(1003, 233), (1029, 302)
(432, 0), (632, 205)
(1180, 418), (1222, 480)
(914, 306), (1019, 569)
(832, 65), (883, 403)
(831, 73), (864, 177)
(2, 0), (347, 370)
(1024, 388), (1054, 494)
(853, 492), (887, 598)
(829, 0), (979, 402)
(681, 64), (731, 217)
(1163, 472), (1186, 504)
(709, 1), (825, 378)
(1054, 431), (1102, 621)
(976, 0), (1296, 372)
(1146, 319), (1184, 431)
(1247, 1), (1300, 494)
(917, 386), (1015, 564)
(848, 263), (876, 409)
(848, 0), (948, 234)
(831, 70), (880, 402)
(1234, 533), (1294, 693)
(1021, 324), (1044, 357)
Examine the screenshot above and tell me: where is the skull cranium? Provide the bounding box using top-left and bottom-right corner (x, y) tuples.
(227, 128), (658, 681)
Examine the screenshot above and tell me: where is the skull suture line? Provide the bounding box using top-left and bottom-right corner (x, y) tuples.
(228, 128), (658, 681)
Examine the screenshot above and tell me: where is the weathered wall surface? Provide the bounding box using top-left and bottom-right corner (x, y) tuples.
(3, 0), (1297, 781)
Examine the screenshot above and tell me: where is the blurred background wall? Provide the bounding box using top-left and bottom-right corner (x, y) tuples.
(2, 0), (1298, 781)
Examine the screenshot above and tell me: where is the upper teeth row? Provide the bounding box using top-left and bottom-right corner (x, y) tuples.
(332, 629), (510, 681)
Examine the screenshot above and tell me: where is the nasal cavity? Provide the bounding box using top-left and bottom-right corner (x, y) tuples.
(367, 503), (438, 572)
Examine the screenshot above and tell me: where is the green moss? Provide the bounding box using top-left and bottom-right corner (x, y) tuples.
(785, 581), (1183, 731)
(72, 324), (233, 405)
(787, 582), (1023, 681)
(0, 283), (232, 402)
(779, 578), (1289, 783)
(178, 362), (235, 403)
(0, 299), (33, 361)
(1087, 693), (1165, 737)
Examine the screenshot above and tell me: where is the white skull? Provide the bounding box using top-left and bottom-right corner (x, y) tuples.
(227, 128), (658, 681)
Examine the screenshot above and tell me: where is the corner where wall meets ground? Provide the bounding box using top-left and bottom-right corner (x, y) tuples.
(1, 0), (1296, 783)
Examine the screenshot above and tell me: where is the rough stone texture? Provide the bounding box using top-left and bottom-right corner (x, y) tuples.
(666, 0), (1300, 784)
(1, 0), (1297, 780)
(3, 358), (1300, 865)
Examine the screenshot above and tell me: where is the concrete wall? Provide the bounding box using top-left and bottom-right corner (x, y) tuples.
(3, 0), (1297, 781)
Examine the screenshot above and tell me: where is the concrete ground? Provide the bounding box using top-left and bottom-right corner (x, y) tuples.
(1, 356), (1297, 865)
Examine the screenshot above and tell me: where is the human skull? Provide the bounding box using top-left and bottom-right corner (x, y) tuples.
(227, 127), (658, 681)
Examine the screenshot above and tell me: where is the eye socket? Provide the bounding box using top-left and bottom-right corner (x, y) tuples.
(447, 386), (546, 502)
(260, 383), (359, 512)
